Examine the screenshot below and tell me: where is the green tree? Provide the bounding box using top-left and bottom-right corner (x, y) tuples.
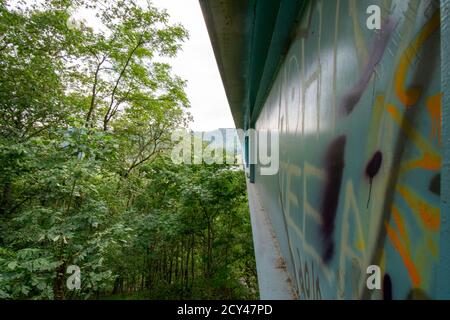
(0, 0), (257, 300)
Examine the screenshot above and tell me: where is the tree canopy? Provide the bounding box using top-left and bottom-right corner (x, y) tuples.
(0, 0), (257, 300)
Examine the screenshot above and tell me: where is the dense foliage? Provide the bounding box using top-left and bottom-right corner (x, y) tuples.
(0, 0), (257, 299)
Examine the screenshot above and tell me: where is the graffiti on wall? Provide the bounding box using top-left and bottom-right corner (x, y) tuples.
(254, 0), (442, 300)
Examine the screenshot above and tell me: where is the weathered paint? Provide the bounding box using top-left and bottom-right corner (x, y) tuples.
(253, 0), (445, 299)
(438, 0), (450, 299)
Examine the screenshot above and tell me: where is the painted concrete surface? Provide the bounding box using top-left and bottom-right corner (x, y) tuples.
(438, 0), (450, 299)
(254, 0), (444, 300)
(202, 0), (448, 300)
(247, 181), (295, 300)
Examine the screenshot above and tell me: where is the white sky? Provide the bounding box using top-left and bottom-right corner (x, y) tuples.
(151, 0), (235, 131)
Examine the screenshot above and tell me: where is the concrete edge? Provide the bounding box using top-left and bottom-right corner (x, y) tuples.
(246, 180), (297, 300)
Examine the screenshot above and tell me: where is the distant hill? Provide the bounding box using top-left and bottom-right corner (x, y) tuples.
(196, 128), (243, 155)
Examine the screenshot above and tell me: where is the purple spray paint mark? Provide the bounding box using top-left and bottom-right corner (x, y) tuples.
(429, 174), (440, 195)
(366, 151), (383, 208)
(320, 136), (346, 263)
(340, 18), (398, 115)
(383, 274), (393, 300)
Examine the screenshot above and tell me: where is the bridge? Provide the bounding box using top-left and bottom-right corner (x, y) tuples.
(200, 0), (450, 300)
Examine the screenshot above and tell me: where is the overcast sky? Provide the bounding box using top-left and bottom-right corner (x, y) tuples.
(151, 0), (235, 132)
